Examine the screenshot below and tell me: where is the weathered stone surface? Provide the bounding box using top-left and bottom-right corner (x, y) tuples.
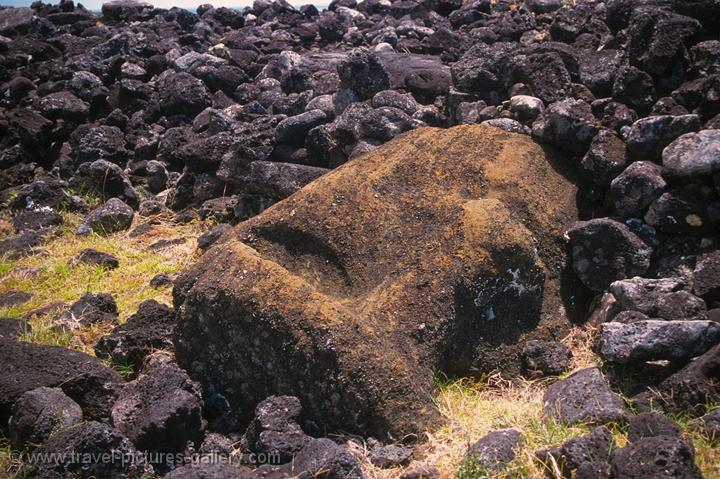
(242, 395), (307, 463)
(94, 299), (175, 374)
(76, 198), (134, 236)
(369, 445), (413, 468)
(663, 130), (720, 178)
(9, 387), (83, 451)
(627, 412), (682, 442)
(461, 429), (522, 472)
(567, 219), (652, 292)
(521, 340), (571, 377)
(641, 343), (720, 415)
(28, 421), (152, 479)
(610, 277), (707, 321)
(543, 367), (630, 425)
(111, 352), (203, 454)
(597, 320), (720, 363)
(610, 436), (703, 479)
(0, 339), (123, 433)
(536, 426), (614, 477)
(174, 125), (582, 438)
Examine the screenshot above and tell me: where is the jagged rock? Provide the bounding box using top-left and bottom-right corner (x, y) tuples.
(163, 463), (248, 479)
(536, 426), (614, 478)
(275, 110), (328, 145)
(197, 224), (232, 251)
(111, 352), (203, 454)
(94, 300), (175, 374)
(337, 48), (390, 100)
(625, 115), (700, 161)
(57, 292), (119, 330)
(662, 130), (720, 178)
(580, 128), (627, 186)
(610, 161), (666, 218)
(597, 320), (720, 363)
(627, 412), (682, 442)
(461, 429), (522, 472)
(543, 367), (630, 425)
(640, 343), (720, 415)
(567, 218), (652, 292)
(76, 198), (134, 236)
(692, 409), (720, 440)
(644, 183), (720, 235)
(253, 438), (363, 479)
(28, 421), (152, 479)
(694, 250), (720, 302)
(242, 395), (307, 463)
(610, 277), (707, 321)
(157, 71), (211, 118)
(521, 340), (571, 377)
(174, 125), (582, 438)
(8, 387), (83, 451)
(0, 290), (33, 308)
(610, 436), (703, 479)
(370, 444), (413, 468)
(612, 65), (656, 113)
(532, 98), (598, 154)
(509, 95), (544, 123)
(0, 339), (123, 431)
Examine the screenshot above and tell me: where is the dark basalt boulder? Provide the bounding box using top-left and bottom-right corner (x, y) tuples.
(174, 125), (582, 438)
(543, 367), (630, 425)
(27, 421), (153, 479)
(94, 299), (175, 374)
(610, 435), (703, 479)
(0, 338), (123, 432)
(111, 352), (203, 455)
(8, 386), (83, 451)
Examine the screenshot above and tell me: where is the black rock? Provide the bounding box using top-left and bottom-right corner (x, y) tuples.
(243, 395), (308, 463)
(532, 98), (598, 154)
(94, 299), (175, 374)
(8, 386), (83, 451)
(69, 160), (139, 208)
(275, 109), (328, 145)
(337, 48), (390, 101)
(543, 367), (630, 425)
(158, 71), (211, 118)
(197, 224), (232, 251)
(111, 352), (203, 455)
(0, 317), (31, 339)
(73, 248), (119, 269)
(627, 412), (682, 442)
(369, 444), (413, 468)
(625, 115), (700, 161)
(537, 426), (614, 477)
(76, 198), (134, 236)
(461, 429), (522, 472)
(0, 290), (33, 308)
(610, 435), (702, 479)
(28, 421), (152, 479)
(612, 65), (656, 113)
(580, 128), (627, 186)
(0, 338), (123, 431)
(57, 292), (118, 330)
(567, 218), (652, 292)
(610, 161), (666, 218)
(521, 340), (570, 377)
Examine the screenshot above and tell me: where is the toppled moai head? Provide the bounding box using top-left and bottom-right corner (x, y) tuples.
(174, 124), (582, 438)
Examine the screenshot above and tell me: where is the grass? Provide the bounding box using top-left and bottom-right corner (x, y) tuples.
(0, 210), (204, 354)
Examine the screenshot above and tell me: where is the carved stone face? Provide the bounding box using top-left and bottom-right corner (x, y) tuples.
(174, 124), (582, 438)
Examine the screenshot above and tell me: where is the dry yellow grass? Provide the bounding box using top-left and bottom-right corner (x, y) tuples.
(0, 211), (205, 354)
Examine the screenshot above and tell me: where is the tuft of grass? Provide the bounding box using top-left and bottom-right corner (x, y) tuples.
(0, 211), (204, 354)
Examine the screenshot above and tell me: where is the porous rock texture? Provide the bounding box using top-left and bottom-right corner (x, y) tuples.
(174, 124), (582, 438)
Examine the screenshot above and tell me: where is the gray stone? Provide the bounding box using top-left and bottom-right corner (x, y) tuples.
(509, 95), (544, 123)
(111, 352), (203, 453)
(625, 115), (700, 160)
(627, 412), (682, 442)
(76, 198), (134, 236)
(532, 98), (598, 154)
(543, 367), (630, 425)
(567, 218), (652, 292)
(662, 130), (720, 177)
(462, 429), (522, 472)
(610, 161), (666, 218)
(610, 277), (707, 321)
(581, 128), (628, 186)
(9, 387), (83, 451)
(275, 110), (328, 145)
(369, 444), (413, 468)
(597, 320), (720, 363)
(610, 436), (702, 479)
